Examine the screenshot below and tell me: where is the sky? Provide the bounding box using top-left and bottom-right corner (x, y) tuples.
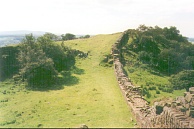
(0, 0), (194, 37)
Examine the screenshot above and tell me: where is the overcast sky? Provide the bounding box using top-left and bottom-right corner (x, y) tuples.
(0, 0), (194, 37)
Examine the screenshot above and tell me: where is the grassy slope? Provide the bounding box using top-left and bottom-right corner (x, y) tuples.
(0, 33), (136, 128)
(122, 37), (185, 105)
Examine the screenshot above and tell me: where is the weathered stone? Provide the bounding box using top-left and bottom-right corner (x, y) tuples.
(186, 110), (190, 116)
(185, 93), (192, 103)
(176, 100), (181, 106)
(79, 124), (88, 128)
(189, 87), (194, 94)
(165, 102), (171, 107)
(184, 92), (188, 97)
(185, 103), (190, 109)
(189, 120), (194, 127)
(176, 96), (186, 105)
(190, 99), (194, 107)
(171, 101), (176, 108)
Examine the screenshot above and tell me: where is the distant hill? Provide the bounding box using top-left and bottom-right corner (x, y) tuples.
(0, 30), (47, 47)
(0, 30), (46, 36)
(0, 31), (93, 47)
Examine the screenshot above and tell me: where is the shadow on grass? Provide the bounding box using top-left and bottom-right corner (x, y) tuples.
(26, 67), (85, 91)
(71, 66), (85, 75)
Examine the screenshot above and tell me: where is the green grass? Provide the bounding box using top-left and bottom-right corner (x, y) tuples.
(124, 66), (185, 105)
(0, 33), (136, 128)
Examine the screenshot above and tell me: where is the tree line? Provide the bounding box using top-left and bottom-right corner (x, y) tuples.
(125, 25), (194, 91)
(45, 32), (90, 41)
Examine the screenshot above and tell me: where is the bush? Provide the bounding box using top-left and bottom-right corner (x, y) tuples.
(128, 68), (135, 73)
(156, 90), (160, 94)
(146, 91), (151, 98)
(141, 87), (151, 98)
(149, 86), (156, 90)
(0, 46), (20, 81)
(138, 51), (151, 63)
(169, 70), (194, 91)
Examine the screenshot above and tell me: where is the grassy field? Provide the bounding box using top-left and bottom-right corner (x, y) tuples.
(0, 33), (136, 128)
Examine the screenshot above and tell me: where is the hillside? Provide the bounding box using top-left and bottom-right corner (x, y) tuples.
(119, 25), (194, 104)
(0, 33), (136, 128)
(1, 25), (194, 128)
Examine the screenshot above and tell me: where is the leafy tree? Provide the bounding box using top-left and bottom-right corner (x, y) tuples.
(158, 48), (182, 74)
(84, 35), (90, 38)
(37, 34), (75, 72)
(127, 25), (193, 75)
(17, 34), (57, 87)
(61, 33), (76, 41)
(37, 33), (53, 48)
(138, 51), (152, 63)
(169, 70), (194, 91)
(79, 35), (90, 39)
(163, 26), (187, 42)
(44, 32), (60, 41)
(138, 35), (160, 55)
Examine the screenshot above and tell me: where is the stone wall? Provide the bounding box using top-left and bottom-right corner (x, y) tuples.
(111, 31), (155, 127)
(112, 31), (194, 128)
(153, 87), (194, 128)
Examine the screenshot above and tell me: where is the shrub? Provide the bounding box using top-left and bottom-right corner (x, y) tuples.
(169, 70), (194, 91)
(149, 86), (156, 90)
(146, 91), (151, 98)
(128, 68), (135, 73)
(156, 90), (160, 94)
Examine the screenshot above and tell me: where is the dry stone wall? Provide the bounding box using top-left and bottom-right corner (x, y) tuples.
(152, 87), (194, 128)
(112, 31), (194, 128)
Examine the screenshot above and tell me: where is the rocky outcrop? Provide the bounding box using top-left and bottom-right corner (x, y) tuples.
(112, 31), (194, 128)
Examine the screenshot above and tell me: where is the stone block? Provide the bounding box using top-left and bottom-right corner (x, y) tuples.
(185, 94), (192, 103)
(176, 96), (185, 105)
(171, 101), (176, 108)
(165, 102), (171, 107)
(190, 99), (194, 107)
(185, 103), (190, 109)
(176, 100), (181, 106)
(184, 92), (188, 97)
(186, 110), (190, 116)
(189, 87), (194, 94)
(189, 120), (194, 128)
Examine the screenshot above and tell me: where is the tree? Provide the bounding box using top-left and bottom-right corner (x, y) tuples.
(169, 70), (194, 91)
(138, 35), (160, 55)
(61, 33), (76, 41)
(17, 34), (57, 87)
(44, 32), (60, 41)
(37, 34), (75, 72)
(84, 35), (90, 38)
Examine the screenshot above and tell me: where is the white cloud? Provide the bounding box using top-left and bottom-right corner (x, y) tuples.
(0, 0), (194, 37)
